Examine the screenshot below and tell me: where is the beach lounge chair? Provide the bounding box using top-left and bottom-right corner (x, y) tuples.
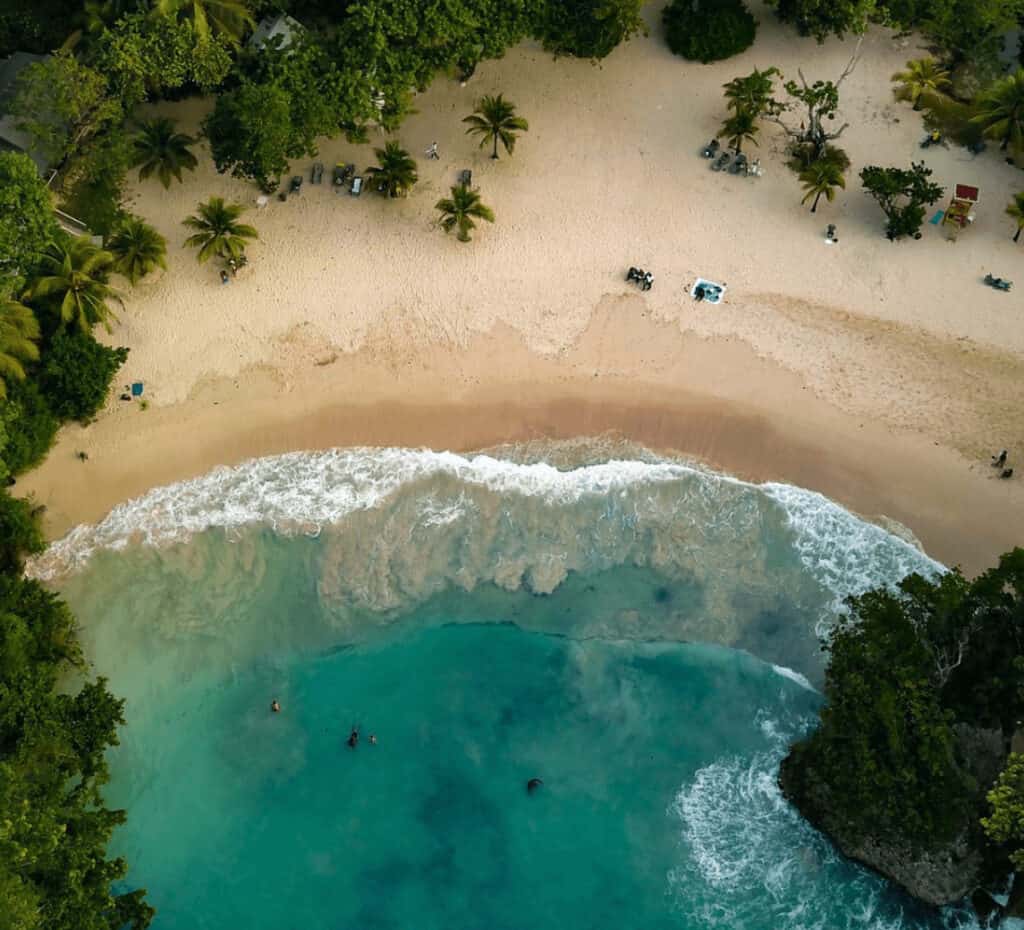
(290, 175), (303, 194)
(333, 163), (347, 186)
(712, 151), (731, 172)
(350, 176), (363, 196)
(746, 158), (762, 178)
(729, 152), (747, 175)
(701, 139), (720, 158)
(311, 162), (323, 184)
(458, 169), (472, 187)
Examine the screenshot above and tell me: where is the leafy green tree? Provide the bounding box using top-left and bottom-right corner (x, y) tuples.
(1008, 192), (1024, 243)
(39, 328), (128, 421)
(984, 754), (1024, 869)
(770, 0), (875, 41)
(205, 81), (293, 190)
(0, 378), (59, 475)
(718, 108), (759, 153)
(106, 216), (167, 285)
(0, 491), (45, 571)
(723, 68), (779, 117)
(9, 52), (123, 175)
(892, 58), (952, 111)
(97, 12), (233, 104)
(183, 197), (258, 263)
(0, 299), (40, 399)
(0, 152), (58, 300)
(765, 61), (858, 163)
(463, 94), (529, 159)
(59, 131), (134, 238)
(25, 238), (123, 333)
(800, 160), (845, 211)
(537, 0), (645, 60)
(971, 69), (1024, 153)
(663, 0), (757, 63)
(131, 118), (198, 189)
(435, 184), (495, 242)
(368, 141), (419, 197)
(860, 162), (944, 240)
(911, 0), (1024, 66)
(152, 0), (254, 45)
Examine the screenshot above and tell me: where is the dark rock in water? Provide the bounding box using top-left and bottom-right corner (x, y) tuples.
(778, 724), (1010, 907)
(972, 888), (1004, 928)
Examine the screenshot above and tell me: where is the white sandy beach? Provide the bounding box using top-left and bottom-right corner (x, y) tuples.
(17, 3), (1024, 572)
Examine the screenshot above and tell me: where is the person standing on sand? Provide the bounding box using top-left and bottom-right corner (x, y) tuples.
(426, 142), (439, 160)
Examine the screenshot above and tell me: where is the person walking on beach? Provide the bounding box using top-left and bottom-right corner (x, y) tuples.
(426, 142), (439, 160)
(993, 450), (1008, 468)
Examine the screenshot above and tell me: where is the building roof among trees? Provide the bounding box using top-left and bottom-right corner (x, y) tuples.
(248, 14), (305, 51)
(0, 52), (50, 174)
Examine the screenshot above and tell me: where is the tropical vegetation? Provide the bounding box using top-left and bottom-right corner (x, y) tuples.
(368, 141), (419, 198)
(107, 216), (168, 284)
(0, 298), (41, 398)
(971, 69), (1024, 153)
(463, 95), (529, 160)
(718, 108), (760, 154)
(781, 549), (1024, 907)
(892, 58), (952, 110)
(183, 197), (258, 264)
(132, 118), (199, 188)
(860, 162), (945, 240)
(662, 0), (757, 63)
(1008, 192), (1024, 242)
(25, 238), (123, 332)
(800, 160), (846, 211)
(435, 184), (495, 242)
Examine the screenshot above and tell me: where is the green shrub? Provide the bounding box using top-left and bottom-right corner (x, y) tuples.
(663, 0), (757, 63)
(40, 329), (128, 423)
(538, 0), (646, 59)
(0, 490), (45, 573)
(1, 379), (59, 475)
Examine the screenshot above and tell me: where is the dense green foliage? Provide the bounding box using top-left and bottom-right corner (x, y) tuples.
(971, 69), (1024, 154)
(0, 154), (58, 301)
(0, 378), (61, 475)
(985, 754), (1024, 870)
(39, 328), (129, 421)
(860, 162), (944, 240)
(537, 0), (645, 59)
(106, 217), (168, 285)
(0, 299), (41, 399)
(785, 550), (1024, 850)
(663, 0), (758, 64)
(131, 119), (200, 190)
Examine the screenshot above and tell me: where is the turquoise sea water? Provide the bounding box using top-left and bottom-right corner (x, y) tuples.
(45, 443), (982, 930)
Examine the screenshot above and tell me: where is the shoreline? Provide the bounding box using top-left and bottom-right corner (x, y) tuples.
(18, 305), (1023, 578)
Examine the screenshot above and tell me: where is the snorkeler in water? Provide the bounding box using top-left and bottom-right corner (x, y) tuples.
(347, 726), (359, 749)
(270, 700), (280, 713)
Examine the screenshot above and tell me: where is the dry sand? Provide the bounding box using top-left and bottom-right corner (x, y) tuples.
(17, 4), (1024, 575)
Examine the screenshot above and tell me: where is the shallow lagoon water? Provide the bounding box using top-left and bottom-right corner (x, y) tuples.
(49, 444), (981, 930)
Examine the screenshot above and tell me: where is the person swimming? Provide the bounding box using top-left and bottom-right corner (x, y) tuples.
(369, 734), (377, 746)
(347, 726), (359, 749)
(270, 700), (280, 713)
(527, 777), (543, 794)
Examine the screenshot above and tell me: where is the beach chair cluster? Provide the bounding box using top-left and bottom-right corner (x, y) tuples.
(701, 139), (761, 177)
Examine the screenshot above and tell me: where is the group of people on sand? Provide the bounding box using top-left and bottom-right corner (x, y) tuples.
(270, 700), (378, 747)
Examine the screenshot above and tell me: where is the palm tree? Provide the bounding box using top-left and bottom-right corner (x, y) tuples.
(892, 58), (952, 111)
(800, 161), (846, 212)
(1007, 192), (1024, 243)
(463, 94), (529, 160)
(132, 118), (199, 189)
(152, 0), (254, 45)
(367, 141), (419, 198)
(0, 299), (40, 399)
(718, 109), (759, 154)
(25, 238), (123, 333)
(107, 217), (168, 285)
(435, 185), (495, 242)
(183, 197), (258, 264)
(972, 69), (1024, 152)
(723, 67), (778, 117)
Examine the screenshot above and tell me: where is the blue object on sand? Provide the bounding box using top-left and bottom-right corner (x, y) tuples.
(929, 210), (945, 225)
(131, 382), (144, 397)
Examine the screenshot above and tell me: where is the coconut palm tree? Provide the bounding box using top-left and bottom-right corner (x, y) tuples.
(722, 67), (778, 117)
(183, 197), (258, 264)
(367, 141), (419, 198)
(1007, 192), (1024, 243)
(152, 0), (254, 45)
(132, 118), (199, 189)
(971, 69), (1024, 152)
(718, 108), (759, 154)
(25, 238), (123, 333)
(463, 94), (529, 160)
(800, 161), (846, 212)
(107, 217), (168, 285)
(0, 299), (40, 399)
(891, 58), (952, 111)
(435, 185), (495, 242)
